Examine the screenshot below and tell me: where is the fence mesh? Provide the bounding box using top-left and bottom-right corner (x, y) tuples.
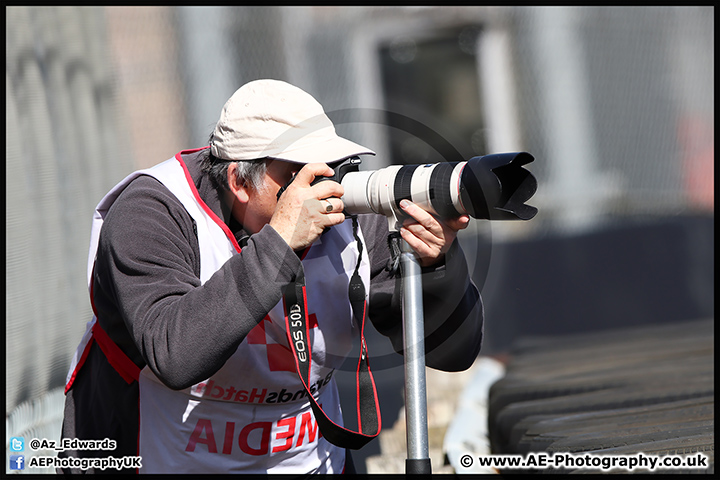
(511, 6), (713, 229)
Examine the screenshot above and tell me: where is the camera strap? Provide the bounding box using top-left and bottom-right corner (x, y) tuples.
(282, 216), (381, 450)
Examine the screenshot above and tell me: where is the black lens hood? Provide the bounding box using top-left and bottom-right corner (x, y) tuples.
(459, 152), (538, 220)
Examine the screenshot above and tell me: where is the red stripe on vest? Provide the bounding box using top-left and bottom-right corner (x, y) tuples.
(174, 148), (242, 254)
(64, 335), (96, 394)
(92, 321), (141, 384)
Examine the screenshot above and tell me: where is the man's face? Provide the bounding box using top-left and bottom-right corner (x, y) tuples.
(235, 159), (299, 234)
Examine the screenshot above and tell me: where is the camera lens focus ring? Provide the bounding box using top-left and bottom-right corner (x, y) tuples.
(393, 165), (417, 211)
(429, 162), (460, 218)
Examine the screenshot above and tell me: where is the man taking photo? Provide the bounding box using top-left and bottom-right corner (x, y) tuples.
(59, 79), (483, 474)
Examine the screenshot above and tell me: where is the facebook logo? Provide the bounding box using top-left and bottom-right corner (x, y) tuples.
(9, 455), (25, 470)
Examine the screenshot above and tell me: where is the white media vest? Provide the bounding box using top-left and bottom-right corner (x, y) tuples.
(66, 151), (371, 473)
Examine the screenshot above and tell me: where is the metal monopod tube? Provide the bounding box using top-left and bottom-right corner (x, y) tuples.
(399, 239), (432, 475)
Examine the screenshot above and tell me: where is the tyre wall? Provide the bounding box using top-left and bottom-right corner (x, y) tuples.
(488, 319), (714, 474)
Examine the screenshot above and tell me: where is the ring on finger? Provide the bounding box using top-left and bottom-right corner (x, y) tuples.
(323, 199), (333, 212)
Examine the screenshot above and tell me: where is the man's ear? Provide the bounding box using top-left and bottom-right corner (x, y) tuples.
(227, 163), (250, 203)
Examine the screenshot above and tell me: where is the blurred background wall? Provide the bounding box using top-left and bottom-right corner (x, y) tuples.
(5, 6), (713, 473)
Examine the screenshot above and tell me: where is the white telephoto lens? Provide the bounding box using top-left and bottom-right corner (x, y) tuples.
(340, 170), (374, 215)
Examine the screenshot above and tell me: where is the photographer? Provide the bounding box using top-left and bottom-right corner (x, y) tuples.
(59, 79), (483, 474)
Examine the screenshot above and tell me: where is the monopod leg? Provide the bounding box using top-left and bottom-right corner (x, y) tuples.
(399, 239), (432, 474)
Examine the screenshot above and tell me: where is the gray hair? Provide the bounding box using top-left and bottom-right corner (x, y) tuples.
(200, 136), (268, 191)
